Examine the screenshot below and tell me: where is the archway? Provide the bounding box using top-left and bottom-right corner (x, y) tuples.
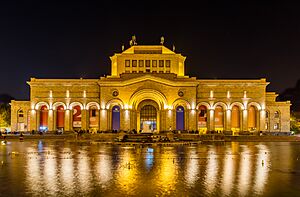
(176, 106), (185, 131)
(140, 105), (157, 132)
(198, 105), (208, 133)
(214, 105), (224, 132)
(112, 105), (120, 131)
(231, 105), (241, 132)
(89, 105), (99, 130)
(72, 105), (82, 130)
(248, 105), (257, 131)
(56, 105), (65, 130)
(40, 105), (48, 131)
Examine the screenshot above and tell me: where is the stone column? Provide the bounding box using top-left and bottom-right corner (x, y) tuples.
(100, 109), (107, 132)
(226, 109), (231, 131)
(48, 109), (54, 131)
(259, 109), (265, 132)
(208, 109), (214, 131)
(137, 111), (140, 132)
(30, 110), (37, 131)
(36, 110), (40, 131)
(242, 109), (248, 131)
(81, 109), (87, 130)
(64, 109), (71, 131)
(188, 109), (197, 131)
(53, 110), (57, 131)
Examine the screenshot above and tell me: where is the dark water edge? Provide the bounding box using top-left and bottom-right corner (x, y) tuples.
(1, 140), (300, 197)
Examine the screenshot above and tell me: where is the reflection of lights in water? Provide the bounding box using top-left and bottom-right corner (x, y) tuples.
(26, 147), (41, 194)
(77, 151), (92, 194)
(253, 144), (270, 195)
(238, 146), (251, 196)
(96, 154), (112, 187)
(205, 146), (218, 194)
(145, 148), (154, 170)
(221, 147), (235, 196)
(61, 148), (74, 195)
(44, 147), (57, 196)
(185, 148), (199, 187)
(38, 140), (43, 152)
(157, 149), (177, 194)
(116, 148), (137, 195)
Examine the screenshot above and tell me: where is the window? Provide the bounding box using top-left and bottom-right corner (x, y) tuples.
(166, 60), (171, 67)
(125, 70), (130, 73)
(152, 60), (157, 67)
(18, 110), (24, 117)
(274, 111), (279, 118)
(274, 123), (279, 130)
(145, 60), (150, 67)
(125, 60), (130, 67)
(132, 60), (137, 67)
(152, 71), (157, 73)
(139, 71), (143, 73)
(159, 71), (164, 73)
(146, 69), (150, 73)
(91, 109), (96, 117)
(159, 60), (164, 67)
(132, 71), (137, 73)
(139, 60), (144, 67)
(166, 70), (170, 73)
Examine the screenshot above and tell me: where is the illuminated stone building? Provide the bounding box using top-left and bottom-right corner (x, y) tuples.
(11, 41), (290, 134)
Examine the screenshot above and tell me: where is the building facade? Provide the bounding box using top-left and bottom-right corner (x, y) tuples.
(11, 44), (291, 134)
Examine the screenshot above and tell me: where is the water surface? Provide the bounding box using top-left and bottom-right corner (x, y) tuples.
(0, 140), (300, 196)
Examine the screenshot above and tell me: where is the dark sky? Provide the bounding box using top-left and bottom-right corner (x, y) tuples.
(1, 1), (300, 100)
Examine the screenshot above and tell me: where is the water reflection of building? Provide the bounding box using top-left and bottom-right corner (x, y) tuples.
(21, 142), (277, 196)
(11, 38), (290, 134)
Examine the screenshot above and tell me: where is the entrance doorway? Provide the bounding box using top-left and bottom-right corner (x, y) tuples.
(140, 105), (157, 132)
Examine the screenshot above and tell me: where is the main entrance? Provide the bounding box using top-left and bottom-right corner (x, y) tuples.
(140, 105), (157, 132)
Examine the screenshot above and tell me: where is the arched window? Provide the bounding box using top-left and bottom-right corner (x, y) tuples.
(198, 105), (207, 129)
(72, 105), (82, 129)
(89, 105), (99, 128)
(214, 105), (224, 130)
(40, 105), (48, 131)
(56, 105), (65, 129)
(176, 106), (185, 131)
(231, 105), (240, 129)
(274, 111), (280, 118)
(248, 106), (257, 130)
(112, 105), (120, 131)
(140, 105), (157, 132)
(18, 110), (24, 122)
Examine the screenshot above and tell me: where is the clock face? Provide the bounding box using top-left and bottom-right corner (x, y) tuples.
(178, 90), (184, 97)
(112, 90), (119, 97)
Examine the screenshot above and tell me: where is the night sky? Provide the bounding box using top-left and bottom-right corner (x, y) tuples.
(1, 1), (300, 100)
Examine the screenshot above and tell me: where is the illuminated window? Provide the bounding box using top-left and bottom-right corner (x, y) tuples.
(159, 60), (164, 67)
(91, 109), (96, 117)
(274, 111), (280, 118)
(139, 60), (144, 67)
(274, 123), (279, 130)
(125, 60), (130, 67)
(166, 60), (171, 67)
(132, 60), (137, 67)
(152, 60), (157, 67)
(145, 60), (150, 67)
(18, 110), (24, 118)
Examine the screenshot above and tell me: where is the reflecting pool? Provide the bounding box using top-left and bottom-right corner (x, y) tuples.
(1, 140), (300, 196)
